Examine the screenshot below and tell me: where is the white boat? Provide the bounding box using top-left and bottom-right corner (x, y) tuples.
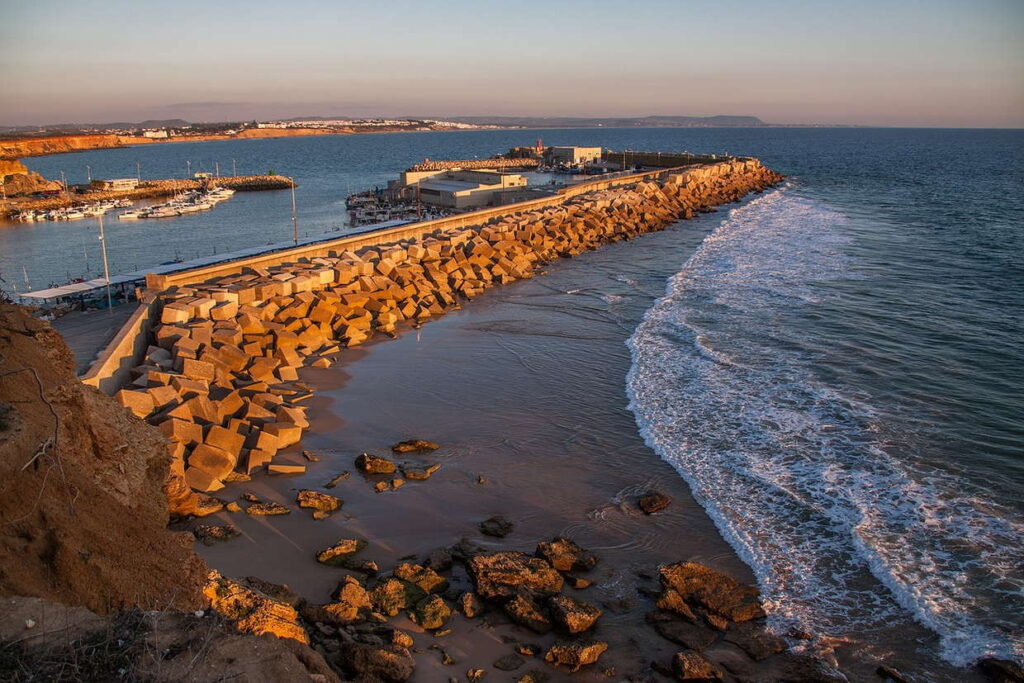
(119, 211), (141, 220)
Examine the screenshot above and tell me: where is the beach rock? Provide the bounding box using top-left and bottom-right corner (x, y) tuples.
(468, 552), (564, 600)
(426, 548), (453, 572)
(242, 492), (261, 503)
(647, 611), (718, 651)
(371, 578), (426, 617)
(203, 570), (309, 644)
(316, 538), (367, 566)
(391, 629), (414, 648)
(356, 452), (397, 474)
(536, 537), (597, 573)
(479, 515), (514, 538)
(450, 538), (487, 563)
(659, 562), (764, 623)
(671, 650), (723, 680)
(245, 501), (291, 516)
(301, 449), (321, 462)
(516, 643), (541, 656)
(375, 481), (392, 492)
(564, 574), (593, 590)
(978, 658), (1024, 683)
(504, 593), (552, 633)
(458, 592), (485, 618)
(543, 640), (608, 673)
(391, 439), (439, 453)
(657, 588), (698, 621)
(242, 576), (302, 608)
(193, 524), (240, 545)
(877, 665), (910, 682)
(494, 653), (525, 671)
(639, 491), (672, 514)
(411, 594), (451, 630)
(338, 642), (415, 682)
(548, 595), (602, 634)
(225, 501), (242, 513)
(296, 489), (342, 518)
(773, 652), (847, 683)
(316, 576), (372, 624)
(723, 620), (786, 660)
(467, 669), (486, 682)
(325, 471), (350, 488)
(393, 563), (448, 594)
(402, 463), (441, 480)
(516, 671), (550, 683)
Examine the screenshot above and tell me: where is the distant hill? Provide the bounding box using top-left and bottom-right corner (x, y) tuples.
(425, 115), (768, 128)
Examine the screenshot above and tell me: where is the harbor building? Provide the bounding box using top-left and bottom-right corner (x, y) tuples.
(91, 178), (139, 191)
(550, 146), (602, 164)
(411, 169), (527, 209)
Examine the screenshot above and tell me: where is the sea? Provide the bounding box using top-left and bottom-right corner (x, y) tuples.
(5, 127), (1023, 671)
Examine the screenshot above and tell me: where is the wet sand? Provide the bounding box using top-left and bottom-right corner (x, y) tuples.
(184, 207), (854, 680)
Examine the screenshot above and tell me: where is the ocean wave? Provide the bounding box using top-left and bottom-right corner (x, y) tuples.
(625, 187), (1024, 668)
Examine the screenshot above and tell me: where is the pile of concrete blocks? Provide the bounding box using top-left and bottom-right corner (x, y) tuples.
(115, 161), (783, 496)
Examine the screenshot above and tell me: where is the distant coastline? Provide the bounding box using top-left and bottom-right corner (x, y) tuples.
(0, 114), (796, 160)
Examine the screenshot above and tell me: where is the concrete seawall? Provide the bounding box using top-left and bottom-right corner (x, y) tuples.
(88, 159), (782, 511)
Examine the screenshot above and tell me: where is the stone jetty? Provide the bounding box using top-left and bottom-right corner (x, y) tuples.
(109, 159), (782, 512)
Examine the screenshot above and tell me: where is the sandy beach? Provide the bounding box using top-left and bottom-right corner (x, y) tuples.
(180, 206), (871, 680)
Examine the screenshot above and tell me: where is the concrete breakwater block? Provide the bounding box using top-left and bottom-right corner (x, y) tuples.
(111, 161), (782, 509)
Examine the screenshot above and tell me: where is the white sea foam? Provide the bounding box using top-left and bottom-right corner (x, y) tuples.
(625, 187), (1024, 668)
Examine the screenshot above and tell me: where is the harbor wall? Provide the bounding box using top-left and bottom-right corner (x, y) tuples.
(81, 301), (162, 395)
(143, 165), (695, 292)
(87, 158), (782, 504)
(603, 151), (739, 168)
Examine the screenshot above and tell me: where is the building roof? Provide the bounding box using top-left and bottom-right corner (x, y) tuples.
(419, 179), (482, 193)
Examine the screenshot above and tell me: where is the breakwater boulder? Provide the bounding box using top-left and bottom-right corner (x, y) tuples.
(113, 160), (782, 499)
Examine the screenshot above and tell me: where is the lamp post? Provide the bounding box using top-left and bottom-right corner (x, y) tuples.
(98, 213), (113, 313)
(290, 177), (298, 245)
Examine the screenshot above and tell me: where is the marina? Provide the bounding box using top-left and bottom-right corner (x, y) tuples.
(118, 186), (234, 220)
(13, 198), (132, 222)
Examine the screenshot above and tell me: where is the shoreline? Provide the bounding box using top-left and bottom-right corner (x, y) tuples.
(183, 208), (859, 680)
(0, 126), (506, 161)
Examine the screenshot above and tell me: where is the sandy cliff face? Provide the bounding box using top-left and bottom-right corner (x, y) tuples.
(0, 134), (129, 160)
(0, 304), (206, 613)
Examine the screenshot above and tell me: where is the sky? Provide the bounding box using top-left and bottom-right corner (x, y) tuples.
(0, 0), (1022, 127)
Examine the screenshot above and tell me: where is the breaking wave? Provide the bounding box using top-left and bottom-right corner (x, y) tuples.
(625, 187), (1024, 668)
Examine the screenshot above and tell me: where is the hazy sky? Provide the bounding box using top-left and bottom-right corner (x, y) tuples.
(1, 0), (1022, 127)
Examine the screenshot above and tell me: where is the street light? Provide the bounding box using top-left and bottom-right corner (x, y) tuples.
(97, 213), (113, 313)
(290, 177), (298, 245)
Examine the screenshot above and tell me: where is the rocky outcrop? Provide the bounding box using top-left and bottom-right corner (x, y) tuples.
(0, 595), (340, 683)
(0, 305), (206, 613)
(0, 159), (62, 197)
(659, 562), (765, 623)
(468, 551), (564, 600)
(203, 570), (309, 644)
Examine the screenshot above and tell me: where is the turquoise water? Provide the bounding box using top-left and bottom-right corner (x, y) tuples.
(6, 127), (1023, 668)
